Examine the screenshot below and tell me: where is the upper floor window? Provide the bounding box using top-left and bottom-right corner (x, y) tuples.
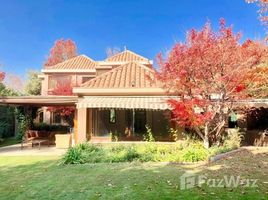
(48, 75), (71, 90)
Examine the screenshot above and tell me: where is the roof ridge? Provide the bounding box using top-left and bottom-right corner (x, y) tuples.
(47, 54), (95, 69)
(80, 54), (96, 62)
(105, 49), (149, 62)
(125, 50), (150, 62)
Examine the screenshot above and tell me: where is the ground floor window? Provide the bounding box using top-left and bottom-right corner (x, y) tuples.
(39, 111), (43, 123)
(134, 110), (147, 134)
(52, 112), (61, 124)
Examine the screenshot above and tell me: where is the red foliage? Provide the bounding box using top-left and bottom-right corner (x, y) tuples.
(44, 39), (77, 68)
(235, 84), (246, 93)
(47, 80), (75, 118)
(0, 72), (5, 82)
(247, 0), (268, 26)
(168, 98), (212, 127)
(50, 80), (73, 96)
(157, 19), (268, 139)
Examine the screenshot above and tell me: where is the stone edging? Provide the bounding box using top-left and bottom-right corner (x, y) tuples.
(209, 147), (245, 163)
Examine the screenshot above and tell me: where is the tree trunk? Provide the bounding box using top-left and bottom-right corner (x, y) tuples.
(203, 123), (210, 149)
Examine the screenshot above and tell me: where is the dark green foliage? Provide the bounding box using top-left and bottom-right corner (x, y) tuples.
(0, 107), (15, 138)
(32, 123), (69, 132)
(16, 112), (31, 141)
(0, 83), (18, 96)
(0, 83), (18, 139)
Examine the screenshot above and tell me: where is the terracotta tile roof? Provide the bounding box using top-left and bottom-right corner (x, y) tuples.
(47, 55), (97, 70)
(105, 50), (150, 62)
(81, 62), (160, 88)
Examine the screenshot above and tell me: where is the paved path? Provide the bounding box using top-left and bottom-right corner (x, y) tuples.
(0, 144), (67, 156)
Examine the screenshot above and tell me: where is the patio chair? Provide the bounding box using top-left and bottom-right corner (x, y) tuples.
(21, 130), (38, 149)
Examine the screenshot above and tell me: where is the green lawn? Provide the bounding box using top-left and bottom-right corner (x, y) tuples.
(0, 147), (267, 200)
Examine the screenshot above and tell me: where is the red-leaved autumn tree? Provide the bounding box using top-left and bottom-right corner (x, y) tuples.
(44, 39), (77, 68)
(156, 19), (268, 148)
(47, 80), (75, 126)
(246, 0), (268, 24)
(0, 71), (5, 82)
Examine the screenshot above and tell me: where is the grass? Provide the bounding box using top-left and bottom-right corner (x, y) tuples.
(0, 147), (267, 199)
(0, 137), (19, 148)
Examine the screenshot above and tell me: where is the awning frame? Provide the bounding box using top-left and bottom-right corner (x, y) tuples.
(77, 96), (178, 110)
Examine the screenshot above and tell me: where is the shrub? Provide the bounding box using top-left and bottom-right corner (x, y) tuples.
(62, 141), (211, 164)
(182, 145), (208, 162)
(33, 123), (69, 132)
(62, 146), (83, 164)
(0, 106), (15, 138)
(63, 143), (104, 164)
(143, 125), (155, 142)
(109, 131), (118, 142)
(208, 129), (244, 157)
(0, 121), (8, 139)
(109, 145), (140, 162)
(223, 128), (244, 150)
(16, 113), (31, 141)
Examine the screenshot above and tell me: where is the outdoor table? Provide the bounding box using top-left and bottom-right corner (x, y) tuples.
(32, 139), (49, 150)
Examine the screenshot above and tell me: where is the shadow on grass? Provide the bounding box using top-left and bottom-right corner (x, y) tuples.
(0, 147), (267, 200)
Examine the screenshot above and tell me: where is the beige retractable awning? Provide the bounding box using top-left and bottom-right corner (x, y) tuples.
(77, 96), (175, 110)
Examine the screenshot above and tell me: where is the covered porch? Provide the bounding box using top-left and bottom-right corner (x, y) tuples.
(76, 96), (177, 142)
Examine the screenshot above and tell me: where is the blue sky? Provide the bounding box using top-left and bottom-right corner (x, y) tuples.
(0, 0), (264, 78)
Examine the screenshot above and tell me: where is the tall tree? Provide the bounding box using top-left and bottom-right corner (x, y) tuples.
(246, 0), (268, 26)
(0, 71), (5, 82)
(24, 70), (41, 95)
(4, 73), (24, 94)
(0, 72), (18, 139)
(44, 39), (77, 68)
(156, 19), (268, 148)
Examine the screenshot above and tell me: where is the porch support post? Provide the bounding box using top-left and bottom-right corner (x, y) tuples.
(132, 109), (135, 135)
(73, 109), (78, 144)
(77, 107), (87, 144)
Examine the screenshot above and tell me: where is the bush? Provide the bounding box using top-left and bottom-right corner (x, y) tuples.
(223, 128), (244, 150)
(16, 112), (31, 141)
(208, 129), (244, 157)
(62, 142), (210, 164)
(62, 143), (104, 164)
(181, 143), (208, 162)
(32, 123), (69, 132)
(0, 106), (15, 138)
(62, 146), (83, 164)
(0, 121), (8, 139)
(143, 125), (155, 142)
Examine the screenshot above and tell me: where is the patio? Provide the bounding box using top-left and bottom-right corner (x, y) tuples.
(0, 143), (66, 156)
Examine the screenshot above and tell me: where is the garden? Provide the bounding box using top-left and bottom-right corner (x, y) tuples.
(62, 129), (243, 164)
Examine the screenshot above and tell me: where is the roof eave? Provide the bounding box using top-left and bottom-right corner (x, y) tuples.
(97, 60), (153, 65)
(73, 88), (167, 96)
(41, 69), (96, 73)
